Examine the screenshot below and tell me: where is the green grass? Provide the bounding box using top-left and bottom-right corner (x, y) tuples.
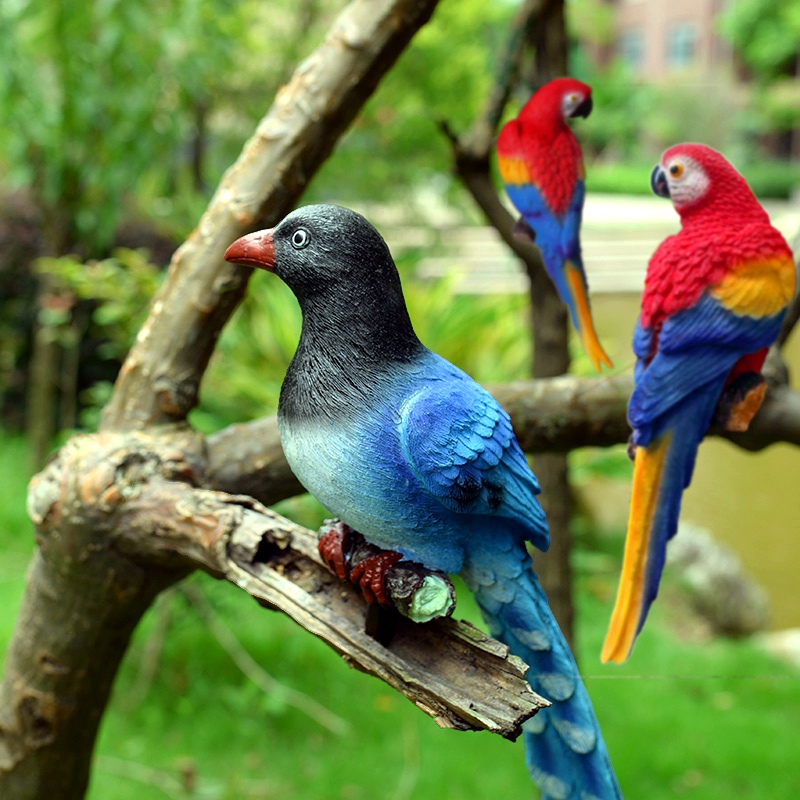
(2, 430), (800, 799)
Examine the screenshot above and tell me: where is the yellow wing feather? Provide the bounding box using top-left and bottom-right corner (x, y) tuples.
(710, 254), (796, 317)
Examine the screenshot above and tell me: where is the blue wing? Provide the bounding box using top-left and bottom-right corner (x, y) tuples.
(630, 292), (784, 440)
(560, 180), (584, 262)
(398, 360), (549, 553)
(504, 180), (582, 264)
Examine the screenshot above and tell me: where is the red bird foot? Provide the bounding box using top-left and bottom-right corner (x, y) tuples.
(349, 551), (403, 605)
(318, 520), (351, 581)
(318, 521), (403, 605)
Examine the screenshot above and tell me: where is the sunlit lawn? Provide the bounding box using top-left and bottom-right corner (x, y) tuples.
(2, 431), (799, 799)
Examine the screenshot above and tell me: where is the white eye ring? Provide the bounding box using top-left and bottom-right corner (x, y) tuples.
(291, 229), (310, 249)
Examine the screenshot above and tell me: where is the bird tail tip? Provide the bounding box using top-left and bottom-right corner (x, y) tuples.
(601, 435), (672, 663)
(563, 260), (613, 372)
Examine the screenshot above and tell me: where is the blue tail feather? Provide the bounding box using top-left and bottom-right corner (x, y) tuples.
(636, 383), (723, 637)
(463, 542), (622, 800)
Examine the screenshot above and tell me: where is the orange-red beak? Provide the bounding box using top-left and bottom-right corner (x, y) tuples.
(224, 229), (276, 271)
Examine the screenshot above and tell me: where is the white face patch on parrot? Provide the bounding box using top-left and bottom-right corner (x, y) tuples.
(663, 154), (710, 209)
(561, 91), (583, 119)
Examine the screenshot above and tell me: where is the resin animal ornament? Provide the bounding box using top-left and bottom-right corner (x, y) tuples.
(602, 144), (796, 664)
(225, 204), (623, 800)
(497, 77), (612, 371)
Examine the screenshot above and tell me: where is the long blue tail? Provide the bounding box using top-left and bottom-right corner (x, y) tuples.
(602, 385), (720, 662)
(462, 541), (622, 800)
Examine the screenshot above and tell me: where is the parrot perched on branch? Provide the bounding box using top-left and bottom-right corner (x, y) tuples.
(602, 143), (796, 664)
(497, 77), (612, 371)
(225, 204), (623, 800)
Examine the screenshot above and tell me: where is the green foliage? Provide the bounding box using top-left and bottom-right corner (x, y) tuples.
(32, 250), (163, 429)
(309, 0), (515, 204)
(570, 444), (632, 484)
(740, 159), (800, 200)
(402, 265), (531, 384)
(0, 0), (231, 249)
(576, 65), (660, 161)
(0, 435), (35, 677)
(585, 161), (654, 195)
(579, 74), (753, 167)
(192, 272), (300, 431)
(0, 0), (335, 252)
(588, 158), (800, 200)
(575, 569), (800, 800)
(34, 250), (162, 352)
(718, 0), (800, 142)
(567, 0), (616, 47)
(719, 0), (800, 79)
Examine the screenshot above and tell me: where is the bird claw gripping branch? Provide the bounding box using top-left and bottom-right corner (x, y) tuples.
(318, 520), (402, 604)
(713, 372), (767, 432)
(318, 520), (455, 622)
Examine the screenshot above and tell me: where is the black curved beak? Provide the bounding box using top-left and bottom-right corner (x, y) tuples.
(224, 229), (276, 271)
(650, 165), (670, 198)
(570, 97), (593, 119)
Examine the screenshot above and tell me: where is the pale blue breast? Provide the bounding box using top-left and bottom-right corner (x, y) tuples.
(277, 362), (470, 573)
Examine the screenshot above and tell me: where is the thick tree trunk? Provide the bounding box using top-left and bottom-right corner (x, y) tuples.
(526, 0), (575, 649)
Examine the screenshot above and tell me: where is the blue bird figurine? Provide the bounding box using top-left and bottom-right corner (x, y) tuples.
(224, 204), (622, 800)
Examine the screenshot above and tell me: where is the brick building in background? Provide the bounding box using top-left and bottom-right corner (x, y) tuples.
(586, 0), (799, 159)
(608, 0), (734, 80)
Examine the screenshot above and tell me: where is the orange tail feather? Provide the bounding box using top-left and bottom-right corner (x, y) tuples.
(601, 434), (671, 664)
(565, 262), (613, 372)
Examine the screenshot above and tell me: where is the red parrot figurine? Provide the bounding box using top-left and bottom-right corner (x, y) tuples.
(497, 77), (612, 371)
(602, 143), (797, 663)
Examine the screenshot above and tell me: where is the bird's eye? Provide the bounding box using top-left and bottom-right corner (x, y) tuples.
(291, 229), (310, 249)
(568, 92), (580, 103)
(669, 162), (685, 178)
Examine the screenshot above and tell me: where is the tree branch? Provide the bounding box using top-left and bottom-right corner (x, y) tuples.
(207, 374), (800, 508)
(777, 276), (800, 348)
(25, 431), (545, 745)
(100, 0), (442, 433)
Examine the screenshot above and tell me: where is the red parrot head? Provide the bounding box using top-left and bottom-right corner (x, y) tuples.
(651, 143), (763, 221)
(518, 77), (593, 126)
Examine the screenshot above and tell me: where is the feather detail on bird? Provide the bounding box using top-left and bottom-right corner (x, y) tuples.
(225, 204), (623, 799)
(602, 143), (796, 664)
(497, 77), (612, 371)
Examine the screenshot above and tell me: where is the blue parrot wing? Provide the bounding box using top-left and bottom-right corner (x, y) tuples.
(504, 181), (563, 244)
(632, 316), (653, 384)
(560, 179), (584, 260)
(631, 292), (784, 431)
(398, 360), (549, 552)
(659, 291), (784, 354)
(504, 179), (583, 264)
